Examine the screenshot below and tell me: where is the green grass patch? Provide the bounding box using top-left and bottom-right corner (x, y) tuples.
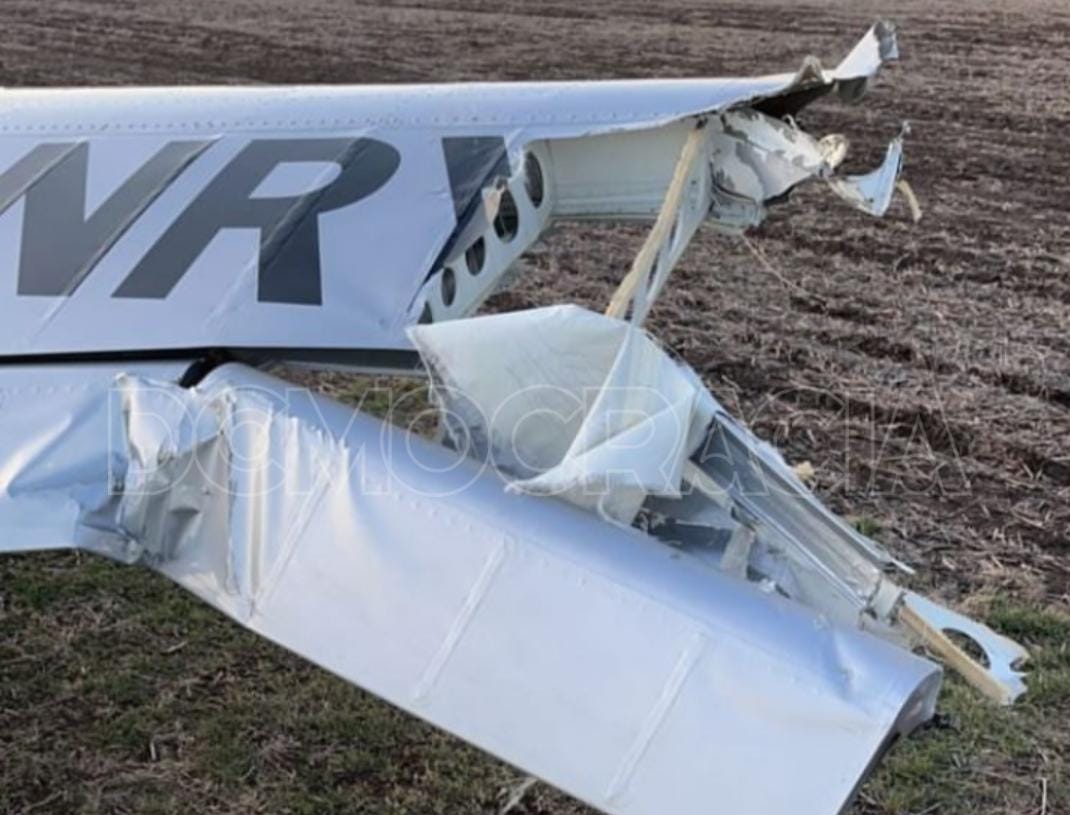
(855, 601), (1069, 814)
(851, 515), (883, 538)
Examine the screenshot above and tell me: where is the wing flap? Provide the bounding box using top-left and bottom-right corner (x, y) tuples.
(0, 360), (941, 815)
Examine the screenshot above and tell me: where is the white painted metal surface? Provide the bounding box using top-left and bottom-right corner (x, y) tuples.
(410, 305), (717, 523)
(0, 361), (942, 815)
(0, 19), (1028, 812)
(0, 361), (190, 554)
(0, 25), (896, 362)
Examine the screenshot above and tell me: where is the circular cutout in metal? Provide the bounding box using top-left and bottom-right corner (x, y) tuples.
(441, 267), (457, 306)
(466, 237), (486, 275)
(524, 152), (545, 209)
(494, 190), (519, 242)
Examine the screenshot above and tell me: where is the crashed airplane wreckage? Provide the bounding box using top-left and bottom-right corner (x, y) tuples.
(0, 22), (1029, 815)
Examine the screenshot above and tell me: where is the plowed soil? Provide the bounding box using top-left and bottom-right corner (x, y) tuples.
(1, 1), (1068, 814)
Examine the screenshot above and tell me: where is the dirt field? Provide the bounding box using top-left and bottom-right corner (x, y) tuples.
(1, 1), (1068, 813)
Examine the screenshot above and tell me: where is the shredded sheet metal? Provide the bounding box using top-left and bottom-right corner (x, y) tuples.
(0, 361), (942, 815)
(708, 109), (908, 230)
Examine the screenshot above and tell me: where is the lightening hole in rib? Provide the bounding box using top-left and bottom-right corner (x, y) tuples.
(524, 152), (545, 209)
(943, 628), (990, 668)
(465, 237), (486, 275)
(419, 303), (433, 324)
(441, 267), (457, 307)
(494, 189), (519, 243)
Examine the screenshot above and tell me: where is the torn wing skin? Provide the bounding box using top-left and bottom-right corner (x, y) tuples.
(706, 110), (909, 230)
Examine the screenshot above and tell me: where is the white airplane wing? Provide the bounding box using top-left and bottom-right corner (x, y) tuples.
(1, 359), (942, 815)
(0, 22), (1029, 815)
(0, 24), (897, 366)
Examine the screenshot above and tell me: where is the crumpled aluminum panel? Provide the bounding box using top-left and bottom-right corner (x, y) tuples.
(0, 360), (190, 555)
